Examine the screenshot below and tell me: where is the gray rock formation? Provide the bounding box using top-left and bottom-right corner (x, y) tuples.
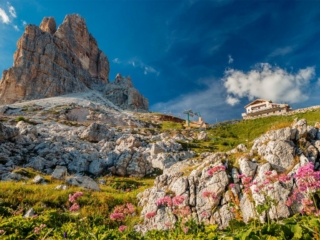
(80, 123), (114, 142)
(135, 118), (320, 231)
(66, 175), (100, 191)
(0, 14), (109, 104)
(0, 122), (19, 141)
(104, 74), (148, 111)
(51, 166), (68, 180)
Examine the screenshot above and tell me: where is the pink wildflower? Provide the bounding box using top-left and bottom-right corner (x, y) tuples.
(146, 211), (157, 219)
(277, 174), (291, 183)
(179, 206), (191, 217)
(0, 230), (4, 234)
(118, 225), (127, 232)
(156, 196), (172, 207)
(229, 183), (235, 188)
(172, 195), (185, 206)
(202, 191), (213, 198)
(126, 203), (136, 214)
(110, 212), (125, 221)
(184, 227), (189, 234)
(208, 165), (226, 176)
(211, 193), (218, 200)
(69, 203), (80, 212)
(34, 227), (40, 234)
(34, 224), (46, 234)
(165, 222), (171, 227)
(69, 192), (83, 203)
(242, 176), (252, 185)
(201, 211), (208, 216)
(265, 171), (272, 176)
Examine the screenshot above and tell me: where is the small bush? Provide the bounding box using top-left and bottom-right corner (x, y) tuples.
(15, 116), (26, 122)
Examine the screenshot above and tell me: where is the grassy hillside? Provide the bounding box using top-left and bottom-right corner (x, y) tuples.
(186, 108), (320, 153)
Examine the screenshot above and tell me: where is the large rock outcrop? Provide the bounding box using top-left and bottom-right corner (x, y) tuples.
(104, 74), (149, 111)
(0, 14), (109, 104)
(135, 119), (320, 232)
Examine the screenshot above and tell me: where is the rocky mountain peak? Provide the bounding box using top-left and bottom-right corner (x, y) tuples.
(0, 14), (110, 104)
(39, 17), (56, 34)
(114, 73), (133, 88)
(0, 14), (148, 111)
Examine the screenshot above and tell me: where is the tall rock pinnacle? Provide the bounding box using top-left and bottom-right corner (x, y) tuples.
(0, 14), (110, 104)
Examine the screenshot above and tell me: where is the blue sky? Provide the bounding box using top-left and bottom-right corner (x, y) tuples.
(0, 0), (320, 123)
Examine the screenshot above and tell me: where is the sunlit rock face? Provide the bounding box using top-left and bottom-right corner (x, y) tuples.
(104, 74), (149, 111)
(0, 14), (110, 104)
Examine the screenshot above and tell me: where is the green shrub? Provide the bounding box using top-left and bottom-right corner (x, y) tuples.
(15, 116), (26, 122)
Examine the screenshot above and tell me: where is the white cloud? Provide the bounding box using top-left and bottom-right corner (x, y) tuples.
(144, 66), (158, 75)
(223, 63), (315, 105)
(151, 80), (227, 123)
(228, 55), (233, 64)
(13, 25), (19, 31)
(22, 20), (27, 26)
(226, 95), (239, 106)
(0, 8), (10, 24)
(114, 57), (160, 76)
(112, 58), (120, 64)
(8, 5), (16, 18)
(269, 46), (293, 57)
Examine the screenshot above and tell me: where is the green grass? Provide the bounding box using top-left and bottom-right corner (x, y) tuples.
(161, 108), (320, 154)
(161, 121), (184, 130)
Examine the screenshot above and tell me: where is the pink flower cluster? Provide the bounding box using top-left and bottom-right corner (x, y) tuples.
(110, 203), (136, 221)
(118, 225), (127, 232)
(0, 230), (4, 234)
(156, 196), (173, 207)
(110, 212), (125, 221)
(69, 192), (83, 203)
(207, 165), (226, 176)
(173, 206), (191, 217)
(34, 224), (46, 234)
(202, 191), (218, 200)
(172, 195), (185, 206)
(286, 162), (320, 215)
(146, 195), (187, 221)
(68, 192), (83, 212)
(145, 211), (157, 219)
(241, 170), (291, 195)
(69, 203), (80, 212)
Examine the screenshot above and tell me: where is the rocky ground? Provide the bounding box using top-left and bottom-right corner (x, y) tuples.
(0, 93), (196, 189)
(135, 118), (320, 232)
(1, 93), (320, 232)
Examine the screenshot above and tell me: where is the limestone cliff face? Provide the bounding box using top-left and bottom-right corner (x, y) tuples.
(0, 14), (110, 104)
(104, 74), (149, 111)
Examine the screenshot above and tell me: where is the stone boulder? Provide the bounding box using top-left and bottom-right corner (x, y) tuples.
(198, 131), (209, 141)
(1, 172), (29, 181)
(0, 123), (19, 141)
(51, 166), (68, 180)
(66, 175), (100, 191)
(104, 74), (148, 111)
(33, 175), (45, 184)
(16, 121), (37, 137)
(81, 123), (114, 142)
(116, 135), (141, 150)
